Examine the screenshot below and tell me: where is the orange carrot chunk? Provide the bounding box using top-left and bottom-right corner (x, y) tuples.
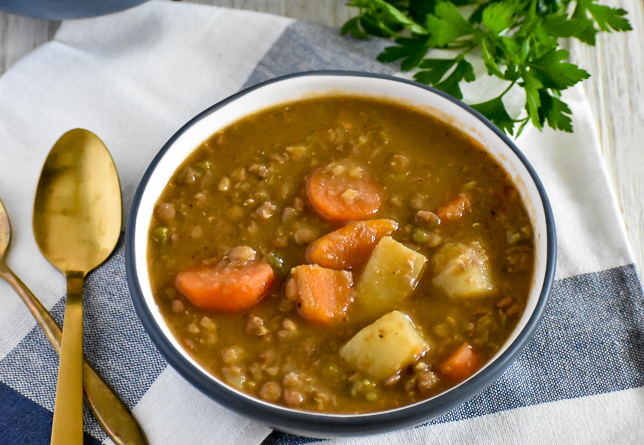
(306, 159), (383, 222)
(439, 343), (480, 380)
(435, 193), (471, 222)
(306, 219), (398, 270)
(285, 265), (354, 323)
(176, 261), (274, 312)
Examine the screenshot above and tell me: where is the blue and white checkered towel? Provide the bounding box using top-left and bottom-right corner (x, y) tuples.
(1, 1), (643, 444)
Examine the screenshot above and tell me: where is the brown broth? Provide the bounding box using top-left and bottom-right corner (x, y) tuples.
(147, 96), (534, 413)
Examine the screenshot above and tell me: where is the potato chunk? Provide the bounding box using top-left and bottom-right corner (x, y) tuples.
(431, 241), (495, 298)
(340, 311), (429, 380)
(355, 236), (427, 320)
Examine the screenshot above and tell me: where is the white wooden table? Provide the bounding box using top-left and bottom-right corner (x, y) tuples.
(1, 0), (642, 278)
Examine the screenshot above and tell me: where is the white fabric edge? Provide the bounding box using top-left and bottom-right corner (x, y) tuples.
(101, 366), (272, 445)
(323, 386), (644, 445)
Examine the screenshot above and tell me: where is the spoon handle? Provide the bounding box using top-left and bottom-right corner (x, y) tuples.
(51, 273), (85, 445)
(0, 266), (148, 445)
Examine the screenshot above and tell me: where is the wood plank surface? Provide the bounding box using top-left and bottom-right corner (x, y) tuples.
(0, 0), (642, 278)
(568, 0), (644, 281)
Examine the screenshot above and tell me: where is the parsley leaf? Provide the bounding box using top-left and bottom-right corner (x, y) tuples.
(362, 0), (428, 35)
(481, 39), (504, 77)
(415, 58), (475, 100)
(415, 58), (458, 84)
(341, 17), (369, 39)
(409, 0), (438, 22)
(435, 59), (475, 99)
(342, 0), (632, 135)
(378, 37), (431, 71)
(482, 1), (516, 34)
(471, 95), (516, 135)
(528, 49), (590, 90)
(539, 15), (597, 45)
(574, 0), (632, 32)
(425, 2), (474, 47)
(539, 90), (574, 132)
(522, 72), (543, 130)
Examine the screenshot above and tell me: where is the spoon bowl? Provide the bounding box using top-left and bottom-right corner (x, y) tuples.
(33, 129), (122, 273)
(33, 128), (122, 445)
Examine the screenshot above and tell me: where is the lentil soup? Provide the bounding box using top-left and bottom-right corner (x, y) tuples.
(147, 96), (534, 414)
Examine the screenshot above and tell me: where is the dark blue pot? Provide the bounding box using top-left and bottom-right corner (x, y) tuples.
(0, 0), (148, 20)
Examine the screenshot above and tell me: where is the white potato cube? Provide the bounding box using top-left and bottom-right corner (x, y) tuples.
(431, 241), (495, 298)
(340, 311), (429, 380)
(355, 236), (427, 320)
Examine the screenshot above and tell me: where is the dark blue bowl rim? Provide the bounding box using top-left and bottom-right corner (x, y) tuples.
(125, 70), (557, 438)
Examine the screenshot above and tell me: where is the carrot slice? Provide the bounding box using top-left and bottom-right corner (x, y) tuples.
(285, 265), (354, 323)
(306, 219), (398, 270)
(176, 261), (274, 312)
(438, 343), (480, 380)
(435, 193), (471, 222)
(306, 160), (383, 222)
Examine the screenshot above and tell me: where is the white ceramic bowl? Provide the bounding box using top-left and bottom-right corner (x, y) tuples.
(126, 71), (556, 438)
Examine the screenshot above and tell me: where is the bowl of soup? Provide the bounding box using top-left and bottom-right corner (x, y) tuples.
(125, 71), (556, 437)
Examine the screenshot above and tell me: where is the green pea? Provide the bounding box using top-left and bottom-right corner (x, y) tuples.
(152, 227), (169, 244)
(265, 252), (288, 277)
(412, 227), (430, 244)
(194, 160), (212, 172)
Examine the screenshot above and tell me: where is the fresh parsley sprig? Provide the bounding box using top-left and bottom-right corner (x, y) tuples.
(341, 0), (631, 135)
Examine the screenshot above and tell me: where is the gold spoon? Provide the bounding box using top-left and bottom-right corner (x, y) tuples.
(0, 198), (148, 443)
(33, 129), (125, 445)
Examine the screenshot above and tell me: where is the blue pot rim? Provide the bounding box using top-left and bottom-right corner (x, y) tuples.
(0, 0), (149, 20)
(125, 70), (557, 438)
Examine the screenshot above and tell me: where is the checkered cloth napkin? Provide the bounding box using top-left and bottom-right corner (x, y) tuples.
(1, 1), (643, 444)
